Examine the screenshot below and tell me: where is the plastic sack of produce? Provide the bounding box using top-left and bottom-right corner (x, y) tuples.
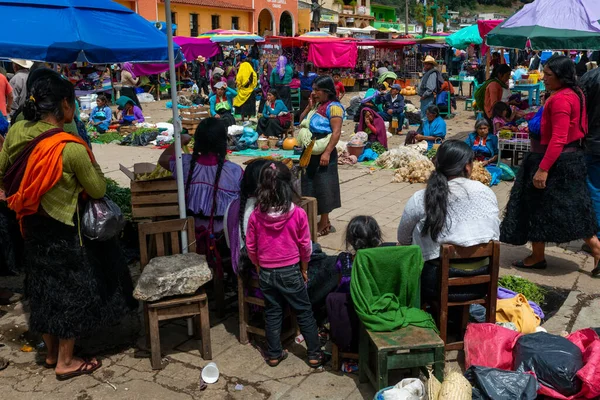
(465, 323), (521, 370)
(514, 332), (583, 397)
(465, 366), (539, 400)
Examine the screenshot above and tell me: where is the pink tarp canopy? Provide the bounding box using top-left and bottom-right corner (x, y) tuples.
(173, 36), (220, 61)
(267, 35), (356, 48)
(478, 19), (503, 54)
(308, 42), (358, 68)
(133, 62), (183, 76)
(132, 37), (218, 76)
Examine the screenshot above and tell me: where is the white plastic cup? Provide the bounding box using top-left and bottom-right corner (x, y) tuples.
(201, 362), (219, 384)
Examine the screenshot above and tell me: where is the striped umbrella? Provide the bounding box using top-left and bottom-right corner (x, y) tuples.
(204, 30), (264, 44)
(197, 29), (225, 39)
(487, 0), (600, 50)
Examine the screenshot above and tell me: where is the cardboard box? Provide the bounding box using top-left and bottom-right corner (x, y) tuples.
(120, 163), (179, 219)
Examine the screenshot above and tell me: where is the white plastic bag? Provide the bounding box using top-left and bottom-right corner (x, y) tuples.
(138, 93), (155, 103)
(382, 378), (425, 400)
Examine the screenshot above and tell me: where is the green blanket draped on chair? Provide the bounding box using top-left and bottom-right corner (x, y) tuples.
(350, 246), (438, 332)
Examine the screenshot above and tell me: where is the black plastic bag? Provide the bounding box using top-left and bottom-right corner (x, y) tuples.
(514, 332), (583, 397)
(466, 366), (539, 400)
(81, 197), (126, 241)
(120, 130), (159, 146)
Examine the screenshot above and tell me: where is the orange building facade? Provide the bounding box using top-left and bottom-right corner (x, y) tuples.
(115, 0), (297, 37)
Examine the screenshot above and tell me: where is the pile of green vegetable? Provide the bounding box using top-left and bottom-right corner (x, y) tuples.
(426, 147), (438, 160)
(370, 142), (386, 156)
(93, 132), (122, 144)
(105, 178), (132, 220)
(498, 275), (546, 304)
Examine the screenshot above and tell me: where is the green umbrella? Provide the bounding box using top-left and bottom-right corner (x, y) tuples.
(486, 0), (600, 50)
(445, 25), (482, 50)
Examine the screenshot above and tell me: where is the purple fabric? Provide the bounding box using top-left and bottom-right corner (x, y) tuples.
(132, 106), (144, 122)
(173, 36), (220, 62)
(227, 198), (241, 274)
(122, 62), (136, 79)
(276, 56), (287, 79)
(260, 64), (272, 98)
(502, 0), (600, 33)
(498, 287), (545, 319)
(358, 108), (388, 149)
(132, 62), (184, 77)
(170, 154), (243, 221)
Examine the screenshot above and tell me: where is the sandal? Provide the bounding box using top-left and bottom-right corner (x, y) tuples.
(317, 224), (336, 238)
(266, 350), (288, 367)
(308, 352), (331, 369)
(55, 358), (102, 381)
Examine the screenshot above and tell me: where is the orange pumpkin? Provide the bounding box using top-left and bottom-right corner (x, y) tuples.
(282, 136), (298, 150)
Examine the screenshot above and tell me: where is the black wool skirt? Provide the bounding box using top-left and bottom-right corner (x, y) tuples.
(257, 117), (288, 138)
(301, 148), (341, 215)
(500, 151), (597, 245)
(236, 92), (256, 117)
(216, 110), (236, 128)
(22, 214), (137, 339)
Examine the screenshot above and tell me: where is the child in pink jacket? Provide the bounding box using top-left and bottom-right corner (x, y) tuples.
(246, 161), (327, 368)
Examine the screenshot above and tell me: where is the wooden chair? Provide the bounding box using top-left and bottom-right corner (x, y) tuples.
(237, 197), (317, 344)
(434, 241), (500, 351)
(138, 217), (212, 369)
(331, 343), (358, 372)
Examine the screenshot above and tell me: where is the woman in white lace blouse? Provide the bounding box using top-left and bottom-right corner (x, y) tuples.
(397, 140), (500, 300)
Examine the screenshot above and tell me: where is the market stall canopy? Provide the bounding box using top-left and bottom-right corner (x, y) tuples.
(445, 24), (482, 50)
(173, 36), (220, 61)
(267, 34), (356, 47)
(358, 39), (418, 48)
(477, 19), (503, 55)
(207, 30), (264, 45)
(0, 0), (180, 63)
(486, 0), (600, 50)
(308, 42), (358, 68)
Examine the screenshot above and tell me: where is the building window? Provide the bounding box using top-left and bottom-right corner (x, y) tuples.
(211, 15), (220, 30)
(190, 13), (198, 37)
(171, 12), (177, 35)
(231, 16), (239, 30)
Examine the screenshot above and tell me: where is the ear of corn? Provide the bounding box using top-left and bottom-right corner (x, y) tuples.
(299, 139), (316, 168)
(438, 370), (471, 400)
(427, 373), (442, 400)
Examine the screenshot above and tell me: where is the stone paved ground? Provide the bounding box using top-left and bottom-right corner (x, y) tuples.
(1, 98), (599, 399)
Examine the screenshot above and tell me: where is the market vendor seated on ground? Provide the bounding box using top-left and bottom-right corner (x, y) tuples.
(397, 140), (500, 301)
(257, 89), (291, 138)
(376, 83), (405, 130)
(89, 95), (112, 133)
(158, 117), (243, 235)
(357, 107), (387, 149)
(209, 81), (237, 128)
(416, 105), (447, 150)
(465, 119), (498, 166)
(116, 95), (144, 125)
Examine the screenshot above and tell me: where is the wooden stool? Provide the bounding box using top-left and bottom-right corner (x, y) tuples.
(358, 325), (444, 391)
(331, 343), (358, 372)
(138, 217), (212, 369)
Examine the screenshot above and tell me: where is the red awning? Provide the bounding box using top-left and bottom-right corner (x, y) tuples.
(478, 19), (503, 54)
(266, 35), (357, 47)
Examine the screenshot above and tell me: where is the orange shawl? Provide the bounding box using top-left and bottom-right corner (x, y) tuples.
(7, 132), (94, 222)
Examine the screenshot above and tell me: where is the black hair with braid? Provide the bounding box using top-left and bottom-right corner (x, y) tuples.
(22, 68), (75, 122)
(545, 55), (586, 134)
(345, 215), (383, 252)
(185, 118), (228, 217)
(256, 161), (295, 214)
(422, 140), (474, 242)
(237, 159), (270, 278)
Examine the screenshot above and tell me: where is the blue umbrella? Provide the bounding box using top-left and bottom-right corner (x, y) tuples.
(0, 0), (180, 63)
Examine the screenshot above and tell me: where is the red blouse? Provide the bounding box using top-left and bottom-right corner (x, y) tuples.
(539, 88), (587, 171)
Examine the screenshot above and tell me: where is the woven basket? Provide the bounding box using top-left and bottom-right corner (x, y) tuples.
(268, 136), (279, 149)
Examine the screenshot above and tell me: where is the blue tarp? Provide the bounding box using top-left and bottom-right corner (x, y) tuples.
(0, 0), (180, 63)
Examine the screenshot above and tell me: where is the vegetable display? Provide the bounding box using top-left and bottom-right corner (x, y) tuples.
(135, 164), (172, 181)
(471, 161), (492, 186)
